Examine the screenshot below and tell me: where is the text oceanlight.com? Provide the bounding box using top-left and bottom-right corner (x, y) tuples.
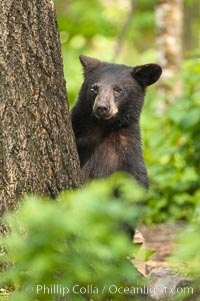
(31, 284), (194, 297)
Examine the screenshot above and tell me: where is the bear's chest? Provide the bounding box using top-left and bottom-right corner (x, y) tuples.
(80, 130), (130, 181)
(95, 132), (129, 160)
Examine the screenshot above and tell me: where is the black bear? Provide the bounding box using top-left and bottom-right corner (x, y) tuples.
(72, 55), (162, 187)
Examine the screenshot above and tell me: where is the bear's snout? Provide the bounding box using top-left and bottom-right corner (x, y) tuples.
(93, 91), (119, 120)
(93, 104), (118, 120)
(96, 106), (109, 117)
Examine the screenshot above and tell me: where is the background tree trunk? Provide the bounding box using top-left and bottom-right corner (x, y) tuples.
(155, 0), (183, 114)
(0, 0), (81, 216)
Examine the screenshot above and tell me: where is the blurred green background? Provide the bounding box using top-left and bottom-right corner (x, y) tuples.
(55, 0), (162, 104)
(54, 0), (200, 223)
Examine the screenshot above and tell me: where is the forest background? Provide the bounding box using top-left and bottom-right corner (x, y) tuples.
(55, 0), (200, 223)
(1, 0), (200, 300)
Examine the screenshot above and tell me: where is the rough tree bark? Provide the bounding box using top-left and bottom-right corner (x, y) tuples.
(0, 0), (81, 216)
(155, 0), (183, 114)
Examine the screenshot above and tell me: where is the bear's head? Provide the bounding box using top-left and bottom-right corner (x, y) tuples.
(79, 55), (162, 122)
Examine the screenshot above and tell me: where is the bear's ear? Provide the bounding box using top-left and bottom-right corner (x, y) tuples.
(79, 55), (101, 76)
(132, 64), (162, 87)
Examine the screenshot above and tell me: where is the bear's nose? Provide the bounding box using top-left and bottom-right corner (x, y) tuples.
(96, 106), (108, 116)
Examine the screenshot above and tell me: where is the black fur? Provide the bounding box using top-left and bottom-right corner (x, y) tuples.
(72, 55), (162, 187)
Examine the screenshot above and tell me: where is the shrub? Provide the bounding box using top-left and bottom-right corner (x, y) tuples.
(142, 57), (200, 223)
(169, 208), (200, 300)
(0, 173), (146, 301)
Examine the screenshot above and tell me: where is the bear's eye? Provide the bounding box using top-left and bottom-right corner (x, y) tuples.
(90, 84), (99, 94)
(113, 86), (122, 94)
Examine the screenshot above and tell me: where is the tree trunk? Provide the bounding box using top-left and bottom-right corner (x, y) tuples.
(155, 0), (183, 114)
(0, 0), (81, 216)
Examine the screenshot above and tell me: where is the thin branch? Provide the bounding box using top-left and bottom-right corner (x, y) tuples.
(113, 0), (137, 62)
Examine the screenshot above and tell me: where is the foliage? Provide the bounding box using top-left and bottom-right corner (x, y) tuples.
(169, 209), (200, 300)
(0, 173), (146, 301)
(170, 211), (200, 279)
(142, 57), (200, 223)
(0, 289), (10, 301)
